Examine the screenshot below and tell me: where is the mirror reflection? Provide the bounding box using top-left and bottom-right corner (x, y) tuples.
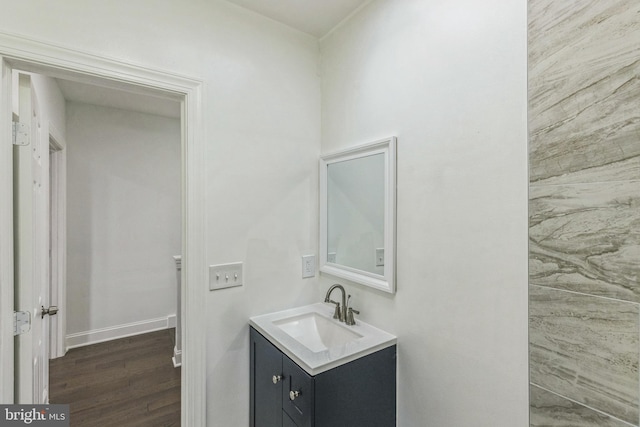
(327, 153), (385, 275)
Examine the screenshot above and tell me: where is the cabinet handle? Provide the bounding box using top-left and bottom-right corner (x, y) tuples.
(272, 375), (282, 384)
(289, 390), (301, 401)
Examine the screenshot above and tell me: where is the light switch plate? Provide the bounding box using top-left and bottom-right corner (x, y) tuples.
(209, 262), (243, 290)
(375, 248), (384, 267)
(302, 255), (315, 278)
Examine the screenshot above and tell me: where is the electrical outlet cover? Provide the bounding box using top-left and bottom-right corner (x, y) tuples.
(302, 255), (315, 278)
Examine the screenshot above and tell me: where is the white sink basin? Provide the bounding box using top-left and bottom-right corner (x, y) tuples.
(249, 303), (396, 375)
(274, 312), (363, 352)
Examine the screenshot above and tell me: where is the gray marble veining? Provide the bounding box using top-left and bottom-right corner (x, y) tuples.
(528, 0), (640, 183)
(529, 285), (639, 425)
(529, 0), (640, 81)
(532, 157), (638, 186)
(529, 59), (640, 182)
(530, 385), (633, 427)
(530, 180), (640, 302)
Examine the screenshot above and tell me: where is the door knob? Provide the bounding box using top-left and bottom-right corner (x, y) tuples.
(41, 305), (58, 319)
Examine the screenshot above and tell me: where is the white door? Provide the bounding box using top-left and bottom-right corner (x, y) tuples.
(13, 72), (51, 404)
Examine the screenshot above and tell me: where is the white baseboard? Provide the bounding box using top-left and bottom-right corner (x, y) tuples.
(172, 346), (182, 367)
(66, 315), (177, 350)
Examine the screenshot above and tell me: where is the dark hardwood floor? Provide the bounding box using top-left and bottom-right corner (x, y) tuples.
(49, 329), (181, 427)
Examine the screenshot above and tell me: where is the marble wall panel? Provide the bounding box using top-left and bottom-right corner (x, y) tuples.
(529, 285), (639, 425)
(530, 181), (640, 302)
(531, 385), (633, 427)
(529, 58), (640, 182)
(529, 0), (640, 82)
(528, 0), (640, 183)
(529, 0), (640, 425)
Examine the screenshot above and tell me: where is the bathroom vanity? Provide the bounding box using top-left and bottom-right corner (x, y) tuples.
(249, 303), (397, 427)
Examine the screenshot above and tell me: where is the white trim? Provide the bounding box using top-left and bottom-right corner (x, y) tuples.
(172, 347), (183, 368)
(0, 31), (206, 426)
(0, 31), (189, 99)
(66, 316), (176, 350)
(169, 302), (180, 368)
(179, 76), (206, 427)
(48, 134), (66, 360)
(0, 55), (15, 403)
(172, 255), (183, 368)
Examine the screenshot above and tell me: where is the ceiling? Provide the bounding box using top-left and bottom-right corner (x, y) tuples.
(225, 0), (370, 38)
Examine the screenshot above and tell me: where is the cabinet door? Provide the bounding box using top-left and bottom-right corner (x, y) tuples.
(282, 355), (314, 427)
(251, 329), (283, 427)
(283, 411), (298, 427)
(314, 345), (397, 427)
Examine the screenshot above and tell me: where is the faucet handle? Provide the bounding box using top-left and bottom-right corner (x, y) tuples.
(345, 295), (359, 325)
(327, 299), (341, 319)
(346, 307), (359, 326)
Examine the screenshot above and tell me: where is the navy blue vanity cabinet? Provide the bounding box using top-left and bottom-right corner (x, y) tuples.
(250, 327), (396, 427)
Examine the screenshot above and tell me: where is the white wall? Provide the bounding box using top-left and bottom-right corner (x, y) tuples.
(0, 2), (321, 424)
(319, 1), (529, 425)
(65, 102), (181, 339)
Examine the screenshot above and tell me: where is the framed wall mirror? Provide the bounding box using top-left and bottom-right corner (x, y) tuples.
(319, 137), (396, 293)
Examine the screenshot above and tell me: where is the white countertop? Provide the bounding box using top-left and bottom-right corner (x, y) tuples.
(249, 302), (397, 376)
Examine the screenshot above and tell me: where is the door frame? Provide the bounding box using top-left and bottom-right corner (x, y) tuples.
(0, 31), (207, 426)
(48, 127), (65, 359)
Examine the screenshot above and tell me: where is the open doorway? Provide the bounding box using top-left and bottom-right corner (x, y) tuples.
(54, 78), (182, 350)
(0, 33), (206, 425)
(41, 75), (182, 424)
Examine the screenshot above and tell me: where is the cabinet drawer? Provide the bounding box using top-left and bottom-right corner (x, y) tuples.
(282, 355), (314, 427)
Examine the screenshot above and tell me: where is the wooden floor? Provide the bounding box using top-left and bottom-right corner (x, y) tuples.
(50, 329), (181, 427)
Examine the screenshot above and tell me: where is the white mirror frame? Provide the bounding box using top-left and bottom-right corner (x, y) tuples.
(319, 137), (397, 293)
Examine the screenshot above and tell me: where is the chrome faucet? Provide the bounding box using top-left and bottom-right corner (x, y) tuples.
(324, 284), (347, 322)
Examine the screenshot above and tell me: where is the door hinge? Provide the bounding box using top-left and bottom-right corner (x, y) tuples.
(12, 122), (30, 146)
(13, 311), (31, 336)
